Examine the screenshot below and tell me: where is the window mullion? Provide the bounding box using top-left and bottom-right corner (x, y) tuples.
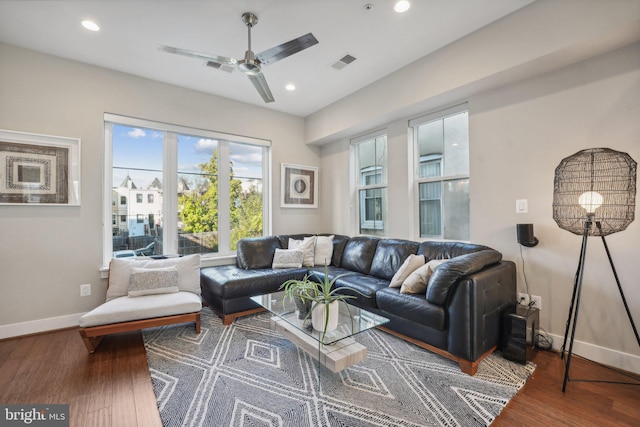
(102, 122), (114, 267)
(218, 141), (231, 256)
(164, 132), (178, 255)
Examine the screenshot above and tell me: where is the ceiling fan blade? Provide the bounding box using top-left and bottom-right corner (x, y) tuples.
(247, 73), (275, 103)
(255, 33), (318, 65)
(158, 45), (237, 66)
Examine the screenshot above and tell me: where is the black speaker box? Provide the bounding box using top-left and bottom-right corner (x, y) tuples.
(501, 305), (539, 364)
(517, 223), (538, 247)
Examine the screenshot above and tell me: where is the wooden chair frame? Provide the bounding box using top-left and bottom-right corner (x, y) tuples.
(79, 311), (201, 353)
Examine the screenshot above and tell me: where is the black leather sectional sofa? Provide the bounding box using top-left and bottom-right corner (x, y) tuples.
(200, 234), (516, 374)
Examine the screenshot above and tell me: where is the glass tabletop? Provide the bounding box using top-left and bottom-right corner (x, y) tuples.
(251, 291), (389, 345)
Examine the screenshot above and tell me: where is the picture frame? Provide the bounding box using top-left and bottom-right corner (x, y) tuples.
(280, 163), (318, 208)
(0, 129), (81, 206)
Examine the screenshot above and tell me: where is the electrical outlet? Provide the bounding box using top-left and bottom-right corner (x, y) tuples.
(517, 293), (530, 306)
(80, 283), (91, 297)
(530, 295), (542, 310)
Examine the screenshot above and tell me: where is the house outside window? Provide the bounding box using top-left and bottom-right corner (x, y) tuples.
(410, 104), (469, 241)
(103, 114), (270, 266)
(352, 131), (387, 236)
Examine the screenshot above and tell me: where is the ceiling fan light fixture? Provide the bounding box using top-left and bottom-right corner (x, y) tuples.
(394, 1), (411, 13)
(81, 19), (100, 32)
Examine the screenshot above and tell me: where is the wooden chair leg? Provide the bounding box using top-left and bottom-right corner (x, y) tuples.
(79, 329), (104, 353)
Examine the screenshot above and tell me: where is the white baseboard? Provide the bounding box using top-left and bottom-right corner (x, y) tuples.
(0, 312), (86, 340)
(548, 332), (640, 374)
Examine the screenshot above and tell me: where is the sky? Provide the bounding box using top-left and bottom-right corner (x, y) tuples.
(112, 124), (263, 190)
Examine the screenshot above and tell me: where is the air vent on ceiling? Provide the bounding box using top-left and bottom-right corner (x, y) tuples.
(331, 54), (357, 70)
(206, 61), (234, 73)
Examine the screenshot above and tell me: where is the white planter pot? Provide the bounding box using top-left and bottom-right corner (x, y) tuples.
(311, 301), (339, 333)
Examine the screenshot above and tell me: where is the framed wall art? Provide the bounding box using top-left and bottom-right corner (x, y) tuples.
(0, 129), (81, 206)
(281, 163), (317, 208)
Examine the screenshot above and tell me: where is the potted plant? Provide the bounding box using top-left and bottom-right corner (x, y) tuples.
(280, 266), (367, 340)
(280, 274), (315, 320)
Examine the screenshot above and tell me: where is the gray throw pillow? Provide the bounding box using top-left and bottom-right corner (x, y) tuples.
(128, 266), (179, 297)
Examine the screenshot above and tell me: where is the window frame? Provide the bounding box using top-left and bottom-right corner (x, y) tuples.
(103, 113), (271, 268)
(351, 129), (388, 235)
(409, 104), (470, 241)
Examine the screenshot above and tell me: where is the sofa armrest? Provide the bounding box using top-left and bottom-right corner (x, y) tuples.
(427, 249), (502, 305)
(446, 261), (516, 361)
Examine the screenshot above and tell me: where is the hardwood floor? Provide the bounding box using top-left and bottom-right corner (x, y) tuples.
(1, 327), (638, 426)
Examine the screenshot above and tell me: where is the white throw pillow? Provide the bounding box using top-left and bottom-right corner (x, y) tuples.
(128, 266), (179, 297)
(314, 235), (334, 266)
(389, 254), (425, 288)
(107, 254), (201, 301)
(272, 248), (304, 268)
(400, 259), (449, 294)
(289, 236), (316, 267)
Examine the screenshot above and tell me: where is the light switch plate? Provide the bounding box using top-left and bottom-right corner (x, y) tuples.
(516, 199), (528, 213)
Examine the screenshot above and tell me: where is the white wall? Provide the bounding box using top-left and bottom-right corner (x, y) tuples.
(0, 42), (320, 334)
(319, 43), (640, 372)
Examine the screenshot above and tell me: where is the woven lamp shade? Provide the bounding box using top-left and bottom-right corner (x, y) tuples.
(553, 148), (637, 236)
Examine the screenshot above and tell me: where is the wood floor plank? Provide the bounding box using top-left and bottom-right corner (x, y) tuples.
(2, 326), (638, 427)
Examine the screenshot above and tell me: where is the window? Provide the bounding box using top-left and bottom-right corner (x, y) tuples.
(120, 196), (126, 205)
(410, 105), (469, 240)
(352, 131), (387, 236)
(104, 114), (270, 265)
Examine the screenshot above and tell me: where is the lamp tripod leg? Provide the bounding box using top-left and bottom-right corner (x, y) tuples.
(599, 233), (640, 347)
(560, 242), (585, 358)
(562, 223), (591, 392)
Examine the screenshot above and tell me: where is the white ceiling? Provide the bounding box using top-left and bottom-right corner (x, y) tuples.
(0, 0), (534, 117)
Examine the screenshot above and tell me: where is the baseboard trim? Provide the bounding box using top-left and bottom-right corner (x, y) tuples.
(549, 332), (640, 374)
(0, 312), (85, 340)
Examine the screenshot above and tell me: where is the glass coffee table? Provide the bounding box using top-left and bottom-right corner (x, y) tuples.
(251, 291), (389, 373)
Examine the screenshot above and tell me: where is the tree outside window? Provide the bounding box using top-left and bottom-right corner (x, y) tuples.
(105, 116), (268, 264)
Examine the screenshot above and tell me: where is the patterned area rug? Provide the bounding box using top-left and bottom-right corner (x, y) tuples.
(143, 309), (535, 427)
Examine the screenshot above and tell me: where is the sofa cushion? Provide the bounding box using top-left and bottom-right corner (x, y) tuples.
(314, 235), (334, 266)
(79, 291), (202, 328)
(107, 254), (201, 301)
(389, 254), (425, 288)
(128, 266), (179, 297)
(272, 249), (304, 269)
(236, 236), (281, 269)
(289, 236), (316, 267)
(376, 287), (446, 331)
(417, 241), (490, 261)
(400, 259), (448, 294)
(200, 265), (308, 300)
(339, 236), (379, 274)
(370, 239), (420, 280)
(427, 249), (503, 305)
(309, 266), (386, 309)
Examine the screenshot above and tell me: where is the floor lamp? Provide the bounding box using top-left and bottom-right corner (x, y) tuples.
(552, 148), (638, 392)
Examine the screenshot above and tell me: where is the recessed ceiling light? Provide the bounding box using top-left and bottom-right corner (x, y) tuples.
(394, 1), (411, 13)
(81, 20), (100, 32)
(285, 84), (296, 91)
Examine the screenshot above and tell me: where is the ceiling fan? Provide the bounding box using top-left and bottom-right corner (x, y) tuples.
(158, 12), (318, 103)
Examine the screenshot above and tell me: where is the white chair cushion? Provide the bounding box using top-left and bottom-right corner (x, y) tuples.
(107, 254), (201, 301)
(79, 291), (202, 328)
